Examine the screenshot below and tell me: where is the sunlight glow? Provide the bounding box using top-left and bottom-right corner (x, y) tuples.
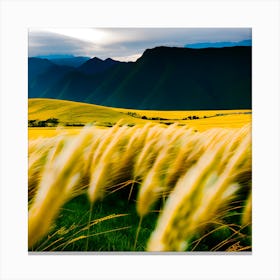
(112, 53), (142, 62)
(37, 28), (107, 44)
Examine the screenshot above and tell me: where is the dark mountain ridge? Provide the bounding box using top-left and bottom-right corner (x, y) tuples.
(78, 57), (121, 75)
(29, 46), (251, 110)
(48, 56), (90, 67)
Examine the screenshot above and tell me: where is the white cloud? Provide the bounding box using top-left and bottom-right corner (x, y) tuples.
(28, 28), (252, 61)
(112, 53), (142, 62)
(31, 28), (108, 44)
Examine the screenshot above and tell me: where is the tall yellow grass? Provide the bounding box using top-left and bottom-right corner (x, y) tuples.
(28, 123), (251, 250)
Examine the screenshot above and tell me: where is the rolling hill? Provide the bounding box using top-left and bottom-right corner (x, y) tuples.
(28, 98), (251, 132)
(29, 46), (251, 110)
(28, 98), (144, 126)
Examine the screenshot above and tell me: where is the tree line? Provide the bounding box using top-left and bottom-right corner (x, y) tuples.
(28, 118), (59, 127)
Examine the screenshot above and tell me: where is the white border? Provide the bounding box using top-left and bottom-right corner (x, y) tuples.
(1, 0), (279, 279)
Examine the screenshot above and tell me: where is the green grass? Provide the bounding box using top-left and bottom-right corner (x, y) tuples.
(29, 185), (159, 252)
(29, 186), (251, 252)
(187, 200), (252, 252)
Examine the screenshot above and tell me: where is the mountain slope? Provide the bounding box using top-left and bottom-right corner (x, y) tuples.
(28, 58), (75, 98)
(28, 57), (55, 81)
(100, 46), (251, 109)
(29, 46), (251, 110)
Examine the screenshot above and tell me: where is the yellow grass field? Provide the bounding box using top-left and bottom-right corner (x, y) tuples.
(28, 123), (252, 251)
(29, 127), (85, 139)
(28, 98), (252, 251)
(114, 107), (251, 120)
(28, 98), (251, 138)
(28, 98), (143, 125)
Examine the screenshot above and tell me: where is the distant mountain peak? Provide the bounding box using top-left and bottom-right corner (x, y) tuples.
(105, 57), (116, 62)
(90, 57), (103, 62)
(78, 56), (121, 75)
(33, 56), (90, 68)
(185, 39), (252, 49)
(35, 54), (74, 59)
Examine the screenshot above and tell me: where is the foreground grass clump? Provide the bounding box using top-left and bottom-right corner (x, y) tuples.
(28, 123), (252, 252)
(30, 193), (158, 251)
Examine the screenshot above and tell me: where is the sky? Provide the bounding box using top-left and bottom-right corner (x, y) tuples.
(28, 28), (252, 62)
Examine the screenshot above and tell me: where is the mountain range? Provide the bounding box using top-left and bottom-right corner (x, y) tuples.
(185, 39), (252, 49)
(34, 55), (90, 67)
(28, 46), (252, 110)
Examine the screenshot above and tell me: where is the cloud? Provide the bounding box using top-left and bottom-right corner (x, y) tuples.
(28, 31), (96, 57)
(29, 28), (252, 61)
